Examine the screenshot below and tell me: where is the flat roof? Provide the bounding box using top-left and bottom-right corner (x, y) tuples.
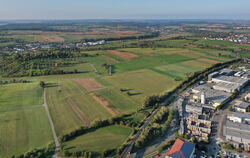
(213, 75), (248, 85)
(234, 100), (250, 109)
(194, 88), (231, 104)
(230, 113), (250, 120)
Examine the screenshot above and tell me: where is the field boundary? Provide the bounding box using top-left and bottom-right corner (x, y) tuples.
(90, 93), (121, 116)
(72, 78), (105, 92)
(66, 98), (90, 126)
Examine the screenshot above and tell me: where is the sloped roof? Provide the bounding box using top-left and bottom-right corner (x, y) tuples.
(167, 138), (195, 158)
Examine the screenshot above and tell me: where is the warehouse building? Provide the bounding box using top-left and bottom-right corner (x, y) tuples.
(234, 100), (250, 113)
(223, 120), (250, 151)
(193, 88), (231, 107)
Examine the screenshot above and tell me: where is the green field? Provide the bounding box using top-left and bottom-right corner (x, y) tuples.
(46, 79), (111, 136)
(99, 69), (181, 105)
(61, 125), (133, 154)
(0, 30), (243, 157)
(0, 82), (43, 111)
(0, 107), (53, 157)
(154, 63), (202, 80)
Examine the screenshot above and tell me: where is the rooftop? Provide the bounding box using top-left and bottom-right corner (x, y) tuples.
(234, 100), (250, 109)
(167, 138), (195, 158)
(193, 88), (231, 104)
(212, 75), (249, 85)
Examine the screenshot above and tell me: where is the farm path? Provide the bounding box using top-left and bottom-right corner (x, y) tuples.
(89, 63), (101, 77)
(43, 88), (61, 158)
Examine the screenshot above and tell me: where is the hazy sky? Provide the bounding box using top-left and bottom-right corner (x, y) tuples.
(0, 0), (249, 20)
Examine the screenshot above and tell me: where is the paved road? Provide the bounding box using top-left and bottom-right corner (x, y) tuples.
(43, 88), (61, 158)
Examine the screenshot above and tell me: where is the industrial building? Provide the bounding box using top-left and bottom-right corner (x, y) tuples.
(233, 100), (250, 113)
(227, 113), (250, 124)
(211, 76), (249, 91)
(193, 88), (231, 107)
(223, 120), (250, 151)
(185, 104), (203, 114)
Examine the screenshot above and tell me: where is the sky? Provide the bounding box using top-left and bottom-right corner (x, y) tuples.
(0, 0), (249, 20)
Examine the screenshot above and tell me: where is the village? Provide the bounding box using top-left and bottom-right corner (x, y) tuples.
(1, 40), (108, 53)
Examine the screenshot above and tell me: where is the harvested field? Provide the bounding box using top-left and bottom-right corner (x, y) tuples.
(34, 35), (65, 42)
(72, 78), (104, 92)
(107, 50), (138, 59)
(66, 98), (90, 126)
(198, 58), (220, 64)
(90, 93), (121, 116)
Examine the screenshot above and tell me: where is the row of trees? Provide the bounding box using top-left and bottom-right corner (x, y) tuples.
(0, 79), (29, 85)
(11, 143), (55, 158)
(134, 108), (173, 149)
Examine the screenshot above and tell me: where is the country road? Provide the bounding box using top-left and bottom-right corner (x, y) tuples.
(43, 88), (61, 158)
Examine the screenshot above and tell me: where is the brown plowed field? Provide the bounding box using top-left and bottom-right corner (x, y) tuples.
(198, 58), (220, 64)
(90, 93), (121, 116)
(66, 98), (90, 126)
(72, 78), (105, 92)
(107, 50), (138, 59)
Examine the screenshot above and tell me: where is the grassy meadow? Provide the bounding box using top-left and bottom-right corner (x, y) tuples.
(0, 35), (242, 156)
(60, 125), (133, 154)
(0, 81), (43, 111)
(0, 107), (53, 157)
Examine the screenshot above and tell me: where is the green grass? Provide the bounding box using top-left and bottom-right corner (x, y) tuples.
(0, 107), (53, 157)
(96, 88), (138, 113)
(46, 79), (111, 136)
(155, 39), (193, 47)
(0, 81), (43, 111)
(123, 112), (145, 123)
(100, 69), (181, 105)
(154, 62), (202, 80)
(151, 54), (194, 64)
(114, 54), (194, 73)
(114, 57), (159, 73)
(117, 48), (190, 56)
(61, 125), (133, 153)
